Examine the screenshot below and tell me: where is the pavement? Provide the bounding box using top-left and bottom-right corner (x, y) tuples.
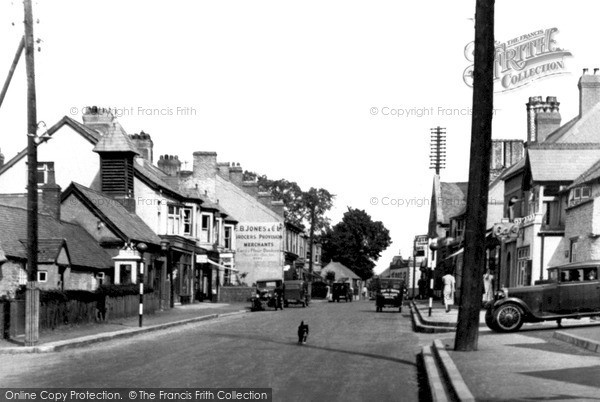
(0, 301), (251, 354)
(412, 299), (600, 401)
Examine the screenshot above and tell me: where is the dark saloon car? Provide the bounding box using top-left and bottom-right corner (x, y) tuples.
(486, 261), (600, 332)
(375, 288), (404, 312)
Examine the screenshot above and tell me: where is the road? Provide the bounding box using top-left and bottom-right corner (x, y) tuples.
(0, 300), (438, 401)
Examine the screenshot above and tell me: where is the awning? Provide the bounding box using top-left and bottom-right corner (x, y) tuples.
(206, 259), (239, 272)
(445, 248), (464, 260)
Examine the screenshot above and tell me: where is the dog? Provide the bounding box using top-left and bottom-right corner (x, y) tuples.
(297, 321), (309, 344)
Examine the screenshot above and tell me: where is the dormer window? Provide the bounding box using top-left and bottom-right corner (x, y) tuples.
(570, 185), (592, 206)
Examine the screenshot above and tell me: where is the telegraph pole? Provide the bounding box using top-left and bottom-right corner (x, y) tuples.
(24, 0), (40, 346)
(454, 0), (495, 351)
(429, 126), (447, 175)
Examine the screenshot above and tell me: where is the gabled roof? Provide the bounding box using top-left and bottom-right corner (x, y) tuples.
(437, 182), (468, 225)
(320, 261), (360, 280)
(0, 204), (112, 269)
(62, 182), (162, 246)
(0, 116), (101, 177)
(526, 144), (600, 182)
(31, 238), (70, 264)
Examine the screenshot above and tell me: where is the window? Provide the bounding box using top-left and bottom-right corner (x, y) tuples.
(37, 271), (47, 282)
(215, 218), (222, 245)
(167, 205), (181, 235)
(200, 213), (212, 243)
(517, 246), (531, 286)
(570, 186), (592, 206)
(36, 162), (53, 185)
(18, 268), (27, 285)
(224, 225), (233, 249)
(569, 238), (578, 263)
(182, 207), (193, 236)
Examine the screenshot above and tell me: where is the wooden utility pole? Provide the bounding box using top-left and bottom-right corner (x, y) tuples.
(454, 0), (495, 351)
(0, 37), (25, 110)
(24, 0), (40, 346)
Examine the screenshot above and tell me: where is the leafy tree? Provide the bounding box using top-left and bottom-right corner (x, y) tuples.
(321, 207), (391, 280)
(325, 271), (336, 283)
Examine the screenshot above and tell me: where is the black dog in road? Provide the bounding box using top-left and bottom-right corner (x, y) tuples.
(297, 321), (309, 344)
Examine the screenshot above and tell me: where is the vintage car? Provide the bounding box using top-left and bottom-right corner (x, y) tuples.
(332, 282), (353, 302)
(375, 288), (404, 312)
(486, 261), (600, 332)
(283, 280), (309, 307)
(250, 279), (283, 311)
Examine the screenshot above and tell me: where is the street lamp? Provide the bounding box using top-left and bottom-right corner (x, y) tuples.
(136, 242), (148, 327)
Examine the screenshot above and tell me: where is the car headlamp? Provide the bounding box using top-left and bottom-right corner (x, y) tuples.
(495, 289), (507, 300)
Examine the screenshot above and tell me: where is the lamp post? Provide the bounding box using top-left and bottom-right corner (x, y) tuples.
(136, 242), (148, 327)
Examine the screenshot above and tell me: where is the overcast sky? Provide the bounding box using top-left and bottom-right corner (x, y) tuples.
(0, 1), (597, 273)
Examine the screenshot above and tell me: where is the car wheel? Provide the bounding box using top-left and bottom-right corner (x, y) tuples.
(494, 304), (524, 332)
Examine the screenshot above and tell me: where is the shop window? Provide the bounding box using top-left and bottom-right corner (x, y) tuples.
(517, 246), (531, 286)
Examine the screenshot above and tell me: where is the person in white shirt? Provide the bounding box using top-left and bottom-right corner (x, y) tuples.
(442, 270), (456, 313)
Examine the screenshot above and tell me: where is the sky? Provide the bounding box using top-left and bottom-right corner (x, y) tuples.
(0, 0), (597, 274)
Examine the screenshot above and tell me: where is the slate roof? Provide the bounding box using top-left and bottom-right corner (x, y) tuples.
(319, 261), (360, 280)
(437, 182), (468, 225)
(63, 183), (162, 246)
(93, 122), (139, 154)
(0, 204), (112, 269)
(526, 144), (600, 182)
(32, 238), (69, 264)
(544, 102), (600, 143)
(568, 158), (600, 189)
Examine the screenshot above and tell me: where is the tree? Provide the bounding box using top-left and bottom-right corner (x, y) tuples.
(303, 187), (334, 275)
(325, 271), (335, 283)
(321, 208), (391, 280)
(454, 0), (495, 352)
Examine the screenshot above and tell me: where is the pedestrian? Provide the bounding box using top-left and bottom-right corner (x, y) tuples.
(442, 270), (456, 313)
(362, 285), (368, 300)
(375, 290), (384, 312)
(482, 269), (494, 305)
(274, 283), (284, 310)
(418, 274), (427, 300)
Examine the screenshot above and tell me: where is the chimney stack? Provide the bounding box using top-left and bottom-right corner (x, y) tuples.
(157, 154), (182, 177)
(129, 131), (154, 162)
(526, 96), (561, 143)
(38, 162), (61, 219)
(535, 96), (561, 143)
(82, 106), (115, 136)
(191, 151), (218, 200)
(578, 68), (600, 116)
(217, 162), (230, 178)
(229, 163), (243, 186)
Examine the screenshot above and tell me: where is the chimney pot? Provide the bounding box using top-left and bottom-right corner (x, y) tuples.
(584, 68), (589, 74)
(595, 68), (599, 75)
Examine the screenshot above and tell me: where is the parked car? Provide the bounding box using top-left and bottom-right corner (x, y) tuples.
(250, 279), (283, 311)
(283, 280), (309, 307)
(486, 261), (600, 332)
(375, 288), (404, 312)
(332, 282), (352, 302)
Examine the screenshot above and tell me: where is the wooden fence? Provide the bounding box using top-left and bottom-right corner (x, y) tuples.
(5, 293), (160, 338)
